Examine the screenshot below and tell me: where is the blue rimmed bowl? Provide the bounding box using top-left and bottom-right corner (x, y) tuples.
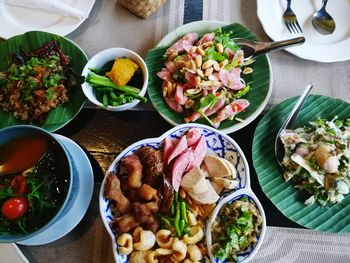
(99, 123), (256, 262)
(0, 125), (76, 243)
(206, 189), (266, 263)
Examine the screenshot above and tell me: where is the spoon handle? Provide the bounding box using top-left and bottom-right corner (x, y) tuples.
(254, 37), (305, 56)
(280, 83), (313, 131)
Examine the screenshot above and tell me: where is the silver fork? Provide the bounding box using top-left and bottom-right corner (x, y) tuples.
(283, 0), (303, 34)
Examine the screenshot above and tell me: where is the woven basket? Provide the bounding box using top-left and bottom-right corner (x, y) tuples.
(119, 0), (166, 18)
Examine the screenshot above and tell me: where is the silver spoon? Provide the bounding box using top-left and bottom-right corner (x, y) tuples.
(275, 83), (313, 167)
(311, 0), (336, 35)
(233, 37), (305, 58)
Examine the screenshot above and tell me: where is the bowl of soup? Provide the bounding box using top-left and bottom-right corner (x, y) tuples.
(0, 125), (74, 243)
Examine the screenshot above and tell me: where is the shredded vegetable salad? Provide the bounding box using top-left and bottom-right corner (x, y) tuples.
(281, 117), (350, 206)
(157, 28), (254, 128)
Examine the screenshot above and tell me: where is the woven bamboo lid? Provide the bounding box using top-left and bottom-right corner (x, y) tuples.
(119, 0), (166, 18)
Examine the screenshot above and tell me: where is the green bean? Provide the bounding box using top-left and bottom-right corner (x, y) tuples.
(161, 217), (172, 228)
(96, 87), (113, 92)
(179, 219), (185, 235)
(110, 91), (117, 100)
(174, 202), (181, 237)
(125, 96), (134, 103)
(181, 201), (188, 224)
(102, 93), (108, 108)
(112, 101), (119, 107)
(170, 201), (175, 216)
(174, 191), (179, 205)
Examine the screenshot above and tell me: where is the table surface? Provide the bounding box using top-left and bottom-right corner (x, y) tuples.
(2, 0), (350, 262)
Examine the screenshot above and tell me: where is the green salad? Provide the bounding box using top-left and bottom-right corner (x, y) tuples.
(281, 117), (350, 206)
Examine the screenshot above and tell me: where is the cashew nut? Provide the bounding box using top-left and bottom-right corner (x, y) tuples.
(133, 229), (156, 251)
(117, 233), (133, 255)
(155, 229), (174, 249)
(188, 244), (202, 261)
(171, 238), (187, 261)
(183, 225), (204, 245)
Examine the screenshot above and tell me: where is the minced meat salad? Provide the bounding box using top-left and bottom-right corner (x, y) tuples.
(0, 39), (73, 123)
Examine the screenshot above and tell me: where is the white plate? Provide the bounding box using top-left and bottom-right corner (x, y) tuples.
(257, 0), (350, 62)
(17, 134), (94, 246)
(0, 0), (95, 39)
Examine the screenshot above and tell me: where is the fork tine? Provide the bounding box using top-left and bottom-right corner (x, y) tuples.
(285, 22), (293, 33)
(295, 21), (303, 33)
(290, 22), (299, 34)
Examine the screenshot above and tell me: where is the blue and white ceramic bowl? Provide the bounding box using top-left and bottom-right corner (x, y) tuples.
(206, 189), (266, 263)
(0, 125), (76, 243)
(99, 123), (264, 262)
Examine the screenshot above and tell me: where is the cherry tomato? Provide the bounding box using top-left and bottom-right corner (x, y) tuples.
(11, 175), (26, 195)
(1, 197), (28, 220)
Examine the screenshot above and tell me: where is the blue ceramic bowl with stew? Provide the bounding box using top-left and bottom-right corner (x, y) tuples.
(0, 125), (75, 243)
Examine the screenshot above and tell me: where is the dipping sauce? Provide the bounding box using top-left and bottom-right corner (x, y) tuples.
(0, 135), (70, 235)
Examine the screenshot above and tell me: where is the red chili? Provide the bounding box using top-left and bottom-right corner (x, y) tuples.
(10, 175), (26, 195)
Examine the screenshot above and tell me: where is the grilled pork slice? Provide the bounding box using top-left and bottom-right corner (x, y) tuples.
(211, 99), (250, 128)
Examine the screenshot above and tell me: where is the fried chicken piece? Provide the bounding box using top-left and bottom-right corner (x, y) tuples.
(114, 214), (141, 235)
(138, 184), (158, 201)
(142, 214), (159, 233)
(122, 155), (143, 188)
(104, 172), (131, 214)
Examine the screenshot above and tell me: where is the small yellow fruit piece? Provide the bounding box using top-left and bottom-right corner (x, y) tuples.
(106, 58), (139, 86)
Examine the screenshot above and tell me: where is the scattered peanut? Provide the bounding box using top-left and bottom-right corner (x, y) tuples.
(204, 67), (214, 77)
(216, 43), (224, 53)
(194, 76), (201, 87)
(243, 67), (253, 74)
(212, 60), (220, 71)
(185, 100), (194, 109)
(196, 47), (205, 56)
(219, 59), (229, 69)
(179, 188), (187, 199)
(168, 51), (178, 61)
(196, 68), (204, 78)
(202, 59), (214, 70)
(195, 55), (202, 68)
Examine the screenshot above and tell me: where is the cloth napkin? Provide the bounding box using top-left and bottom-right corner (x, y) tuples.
(0, 243), (29, 263)
(5, 0), (87, 19)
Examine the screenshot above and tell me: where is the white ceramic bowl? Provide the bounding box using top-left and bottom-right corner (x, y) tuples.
(99, 123), (265, 262)
(82, 48), (148, 111)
